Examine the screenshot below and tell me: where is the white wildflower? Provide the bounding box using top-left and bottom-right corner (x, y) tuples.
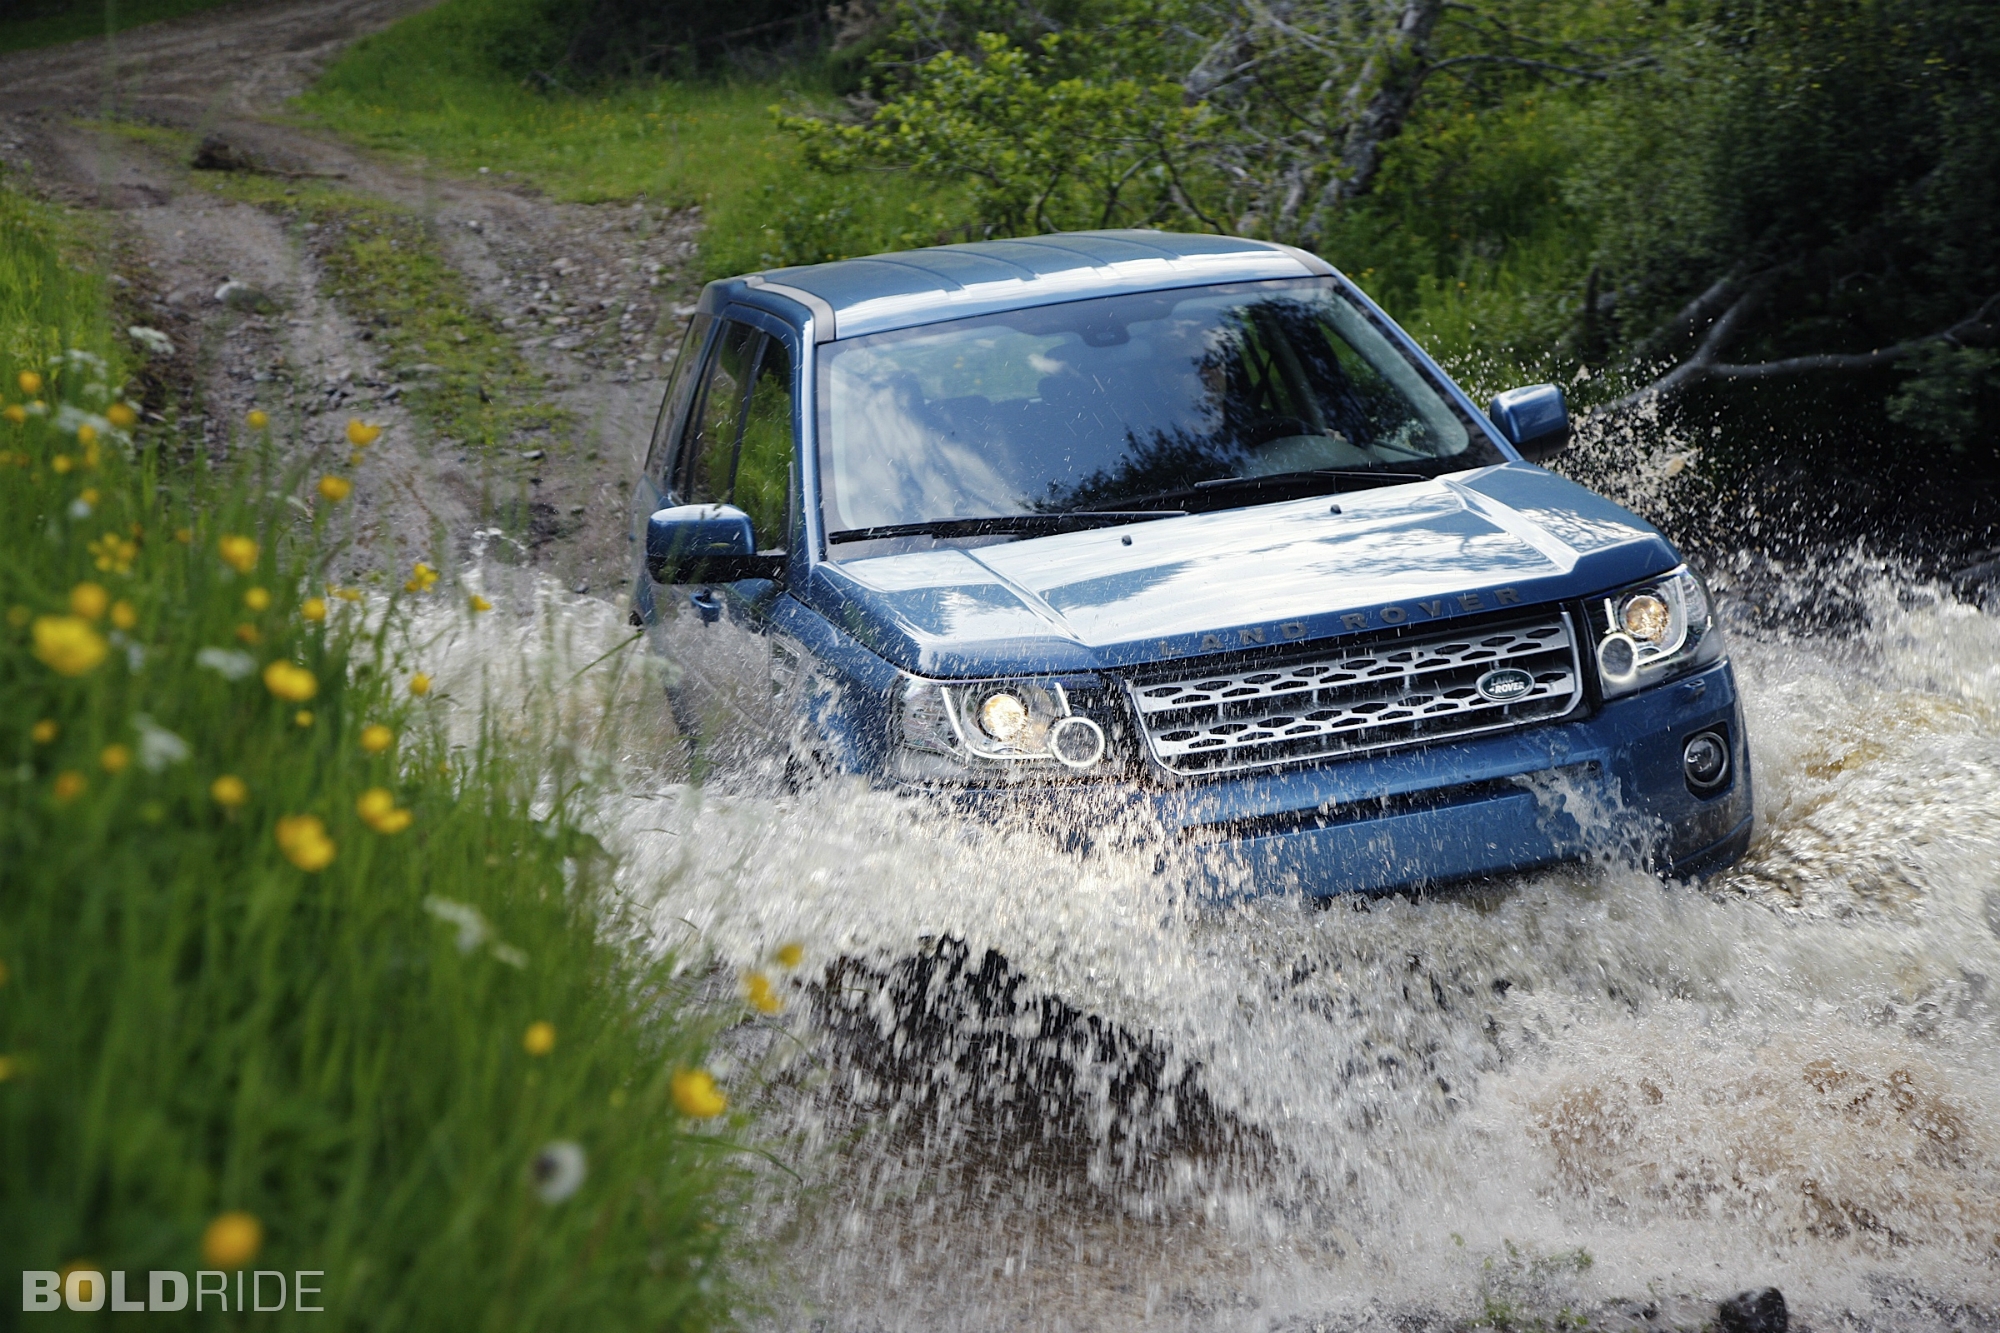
(195, 647), (257, 680)
(128, 326), (175, 357)
(133, 715), (191, 772)
(531, 1141), (587, 1204)
(422, 896), (490, 953)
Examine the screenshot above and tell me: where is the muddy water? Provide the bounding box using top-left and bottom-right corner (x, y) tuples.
(424, 564), (2000, 1329)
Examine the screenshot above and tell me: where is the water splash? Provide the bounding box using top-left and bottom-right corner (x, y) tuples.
(438, 560), (2000, 1328)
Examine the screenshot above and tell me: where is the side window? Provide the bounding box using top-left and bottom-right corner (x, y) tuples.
(734, 337), (794, 548)
(678, 320), (759, 506)
(668, 318), (797, 550)
(644, 313), (712, 488)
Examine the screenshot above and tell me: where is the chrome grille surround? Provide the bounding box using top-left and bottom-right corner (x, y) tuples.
(1125, 611), (1583, 777)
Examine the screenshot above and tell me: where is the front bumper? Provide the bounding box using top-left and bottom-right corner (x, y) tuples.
(910, 659), (1751, 900)
(1155, 659), (1752, 898)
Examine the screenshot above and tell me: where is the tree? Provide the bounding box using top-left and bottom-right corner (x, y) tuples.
(791, 0), (1633, 249)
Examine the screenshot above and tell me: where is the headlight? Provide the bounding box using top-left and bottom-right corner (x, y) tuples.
(1587, 566), (1724, 698)
(895, 675), (1115, 780)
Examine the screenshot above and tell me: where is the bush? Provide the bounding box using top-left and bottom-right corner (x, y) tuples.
(0, 186), (753, 1329)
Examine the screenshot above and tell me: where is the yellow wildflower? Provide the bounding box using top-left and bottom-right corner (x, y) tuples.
(331, 586), (364, 603)
(409, 672), (432, 697)
(356, 786), (412, 834)
(317, 474), (352, 502)
(218, 534), (258, 574)
(69, 582), (109, 620)
(262, 661), (318, 703)
(110, 600), (137, 630)
(79, 487), (100, 505)
(234, 623), (261, 644)
(359, 724), (394, 754)
(274, 815), (336, 871)
(82, 440), (101, 469)
(2, 405), (24, 426)
(32, 616), (108, 676)
(52, 454), (73, 474)
(775, 941), (804, 969)
(745, 971), (783, 1015)
(301, 597), (327, 623)
(469, 593), (493, 613)
(107, 403), (137, 429)
(200, 1213), (262, 1269)
(17, 371), (42, 396)
(88, 533), (139, 574)
(523, 1021), (556, 1056)
(100, 744), (131, 774)
(246, 409), (269, 430)
(52, 771), (86, 802)
(345, 419), (382, 448)
(210, 774), (249, 808)
(244, 587), (272, 612)
(294, 710), (314, 729)
(31, 719), (58, 744)
(77, 424), (97, 448)
(670, 1069), (727, 1119)
(404, 562), (439, 594)
(173, 527), (193, 544)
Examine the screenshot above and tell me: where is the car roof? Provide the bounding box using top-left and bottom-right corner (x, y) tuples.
(719, 230), (1334, 342)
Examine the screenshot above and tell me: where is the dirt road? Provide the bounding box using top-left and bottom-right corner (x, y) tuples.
(0, 0), (701, 598)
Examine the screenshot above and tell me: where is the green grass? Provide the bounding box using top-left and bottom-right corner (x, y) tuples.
(0, 0), (279, 56)
(297, 0), (956, 278)
(0, 181), (758, 1328)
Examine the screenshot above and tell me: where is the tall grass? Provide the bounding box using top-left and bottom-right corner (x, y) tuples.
(0, 185), (754, 1327)
(298, 0), (954, 278)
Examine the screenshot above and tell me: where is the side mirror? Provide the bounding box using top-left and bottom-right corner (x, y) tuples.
(1488, 384), (1571, 461)
(645, 504), (785, 583)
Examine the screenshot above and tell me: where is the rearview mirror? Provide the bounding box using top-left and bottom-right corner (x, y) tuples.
(646, 505), (785, 583)
(1488, 384), (1571, 461)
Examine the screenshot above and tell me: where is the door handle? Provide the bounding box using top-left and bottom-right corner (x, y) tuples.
(689, 588), (723, 624)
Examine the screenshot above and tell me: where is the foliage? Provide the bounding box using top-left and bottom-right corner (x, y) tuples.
(785, 31), (1210, 236)
(0, 185), (755, 1328)
(785, 0), (1998, 535)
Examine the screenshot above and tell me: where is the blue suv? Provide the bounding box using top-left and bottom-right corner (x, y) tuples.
(631, 231), (1752, 898)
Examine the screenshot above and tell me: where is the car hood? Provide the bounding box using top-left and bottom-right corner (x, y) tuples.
(806, 463), (1681, 677)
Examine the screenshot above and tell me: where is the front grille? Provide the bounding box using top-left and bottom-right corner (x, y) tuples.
(1126, 611), (1583, 777)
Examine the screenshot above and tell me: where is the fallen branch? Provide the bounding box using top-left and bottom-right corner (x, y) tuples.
(1602, 286), (2000, 413)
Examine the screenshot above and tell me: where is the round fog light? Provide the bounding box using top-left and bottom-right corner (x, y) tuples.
(1048, 715), (1107, 769)
(1682, 730), (1730, 792)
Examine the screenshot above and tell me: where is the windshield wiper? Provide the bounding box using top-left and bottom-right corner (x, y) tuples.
(1131, 467), (1428, 511)
(827, 510), (1187, 545)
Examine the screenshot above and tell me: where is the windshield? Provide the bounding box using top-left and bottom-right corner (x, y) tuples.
(815, 279), (1500, 549)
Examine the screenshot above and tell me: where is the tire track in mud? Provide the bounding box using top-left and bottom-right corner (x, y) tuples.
(0, 0), (698, 595)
